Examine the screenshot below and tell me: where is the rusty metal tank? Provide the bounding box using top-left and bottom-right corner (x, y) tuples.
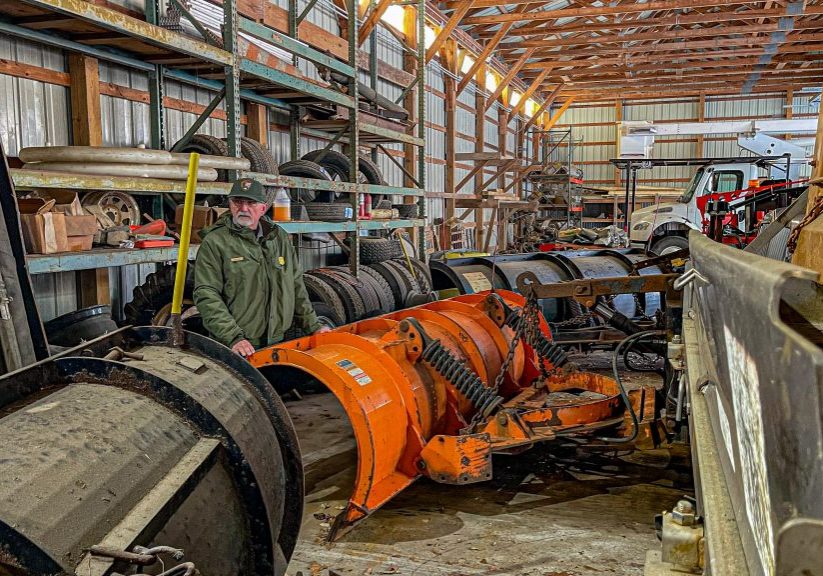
(0, 326), (303, 576)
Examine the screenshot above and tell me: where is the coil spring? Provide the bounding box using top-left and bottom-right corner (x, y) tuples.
(420, 339), (503, 418)
(506, 311), (568, 368)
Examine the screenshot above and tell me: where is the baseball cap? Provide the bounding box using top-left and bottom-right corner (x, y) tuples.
(228, 178), (267, 204)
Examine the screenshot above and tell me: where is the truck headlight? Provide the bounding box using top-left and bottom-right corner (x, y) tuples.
(633, 222), (651, 231)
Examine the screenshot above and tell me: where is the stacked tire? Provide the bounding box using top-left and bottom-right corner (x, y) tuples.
(171, 134), (278, 206)
(282, 150), (387, 222)
(122, 257), (432, 338)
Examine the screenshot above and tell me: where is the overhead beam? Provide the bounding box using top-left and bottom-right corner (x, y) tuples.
(523, 35), (823, 64)
(520, 54), (823, 79)
(483, 48), (535, 112)
(459, 0), (767, 25)
(507, 68), (549, 121)
(522, 84), (561, 133)
(510, 23), (780, 50)
(456, 4), (532, 95)
(426, 0), (476, 63)
(358, 0), (392, 45)
(543, 96), (575, 132)
(484, 8), (790, 39)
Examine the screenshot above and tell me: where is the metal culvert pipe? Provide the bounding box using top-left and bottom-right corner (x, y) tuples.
(0, 327), (303, 576)
(429, 250), (662, 321)
(18, 146), (250, 171)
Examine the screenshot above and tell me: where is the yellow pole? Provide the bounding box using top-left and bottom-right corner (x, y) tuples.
(171, 152), (200, 344)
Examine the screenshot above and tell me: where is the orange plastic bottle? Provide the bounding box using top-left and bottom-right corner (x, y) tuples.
(273, 188), (291, 221)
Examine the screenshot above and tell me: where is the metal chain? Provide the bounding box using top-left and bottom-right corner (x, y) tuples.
(549, 310), (597, 329)
(788, 194), (823, 254)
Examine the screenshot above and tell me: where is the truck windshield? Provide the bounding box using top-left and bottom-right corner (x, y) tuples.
(678, 167), (706, 203)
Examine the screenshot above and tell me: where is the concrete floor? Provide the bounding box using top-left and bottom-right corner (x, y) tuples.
(284, 353), (690, 576)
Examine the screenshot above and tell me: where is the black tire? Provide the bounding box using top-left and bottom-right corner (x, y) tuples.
(357, 155), (384, 185)
(329, 266), (381, 318)
(366, 262), (405, 310)
(369, 260), (418, 310)
(398, 257), (432, 293)
(278, 160), (332, 203)
(237, 137), (279, 201)
(304, 202), (352, 222)
(307, 269), (365, 323)
(651, 235), (689, 255)
(302, 149), (351, 181)
(240, 137), (278, 176)
(282, 301), (344, 341)
(124, 263), (192, 323)
(44, 305), (118, 346)
(393, 204), (419, 219)
(383, 259), (421, 293)
(350, 237), (402, 264)
(173, 134), (230, 181)
(358, 155), (386, 204)
(327, 266), (382, 319)
(359, 266), (394, 314)
(303, 273), (347, 325)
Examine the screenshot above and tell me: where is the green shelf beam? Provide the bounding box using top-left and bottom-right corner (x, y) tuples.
(11, 169), (424, 197)
(26, 246), (200, 274)
(26, 219), (423, 273)
(239, 59), (355, 109)
(244, 171), (424, 196)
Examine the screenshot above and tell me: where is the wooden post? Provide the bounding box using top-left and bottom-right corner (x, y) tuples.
(69, 54), (102, 146)
(402, 7), (419, 189)
(614, 99), (622, 186)
(497, 106), (507, 191)
(475, 65), (486, 250)
(246, 102), (269, 148)
(792, 83), (823, 269)
(443, 39), (458, 250)
(696, 92), (706, 157)
(69, 54), (110, 306)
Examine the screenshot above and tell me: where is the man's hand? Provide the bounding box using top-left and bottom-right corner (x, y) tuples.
(232, 339), (256, 357)
(315, 326), (332, 334)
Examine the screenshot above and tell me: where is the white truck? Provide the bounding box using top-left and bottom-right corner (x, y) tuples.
(620, 120), (815, 254)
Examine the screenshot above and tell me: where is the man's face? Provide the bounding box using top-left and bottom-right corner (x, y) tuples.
(229, 197), (267, 229)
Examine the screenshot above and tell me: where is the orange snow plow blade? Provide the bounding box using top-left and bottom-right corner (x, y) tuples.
(249, 291), (658, 539)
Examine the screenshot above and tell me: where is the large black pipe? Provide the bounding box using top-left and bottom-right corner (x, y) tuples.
(0, 327), (303, 576)
(430, 249), (662, 322)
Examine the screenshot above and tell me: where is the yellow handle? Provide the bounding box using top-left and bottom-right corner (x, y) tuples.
(171, 152), (200, 315)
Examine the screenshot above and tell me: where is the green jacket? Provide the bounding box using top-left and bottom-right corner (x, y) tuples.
(193, 213), (320, 348)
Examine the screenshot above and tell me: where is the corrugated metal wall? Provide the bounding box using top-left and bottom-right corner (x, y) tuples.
(559, 92), (818, 189)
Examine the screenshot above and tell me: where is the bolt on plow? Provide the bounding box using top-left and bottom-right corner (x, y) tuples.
(250, 290), (661, 540)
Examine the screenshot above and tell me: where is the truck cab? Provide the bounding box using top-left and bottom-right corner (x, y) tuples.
(630, 162), (761, 254)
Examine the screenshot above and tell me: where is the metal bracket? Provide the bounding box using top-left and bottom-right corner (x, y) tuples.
(517, 272), (680, 309)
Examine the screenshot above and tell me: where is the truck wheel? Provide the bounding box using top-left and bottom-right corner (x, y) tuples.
(651, 235), (689, 255)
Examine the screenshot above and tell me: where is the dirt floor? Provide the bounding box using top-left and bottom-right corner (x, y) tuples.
(284, 352), (691, 576)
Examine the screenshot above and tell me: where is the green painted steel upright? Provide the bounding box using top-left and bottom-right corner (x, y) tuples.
(348, 0), (360, 276)
(223, 0), (242, 178)
(145, 0), (166, 152)
(416, 0), (427, 261)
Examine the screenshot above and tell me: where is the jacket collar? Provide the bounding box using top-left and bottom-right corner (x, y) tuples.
(202, 212), (277, 242)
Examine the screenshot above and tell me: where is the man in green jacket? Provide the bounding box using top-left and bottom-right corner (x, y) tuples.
(194, 178), (328, 357)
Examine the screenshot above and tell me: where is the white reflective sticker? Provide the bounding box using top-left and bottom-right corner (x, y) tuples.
(464, 271), (492, 292)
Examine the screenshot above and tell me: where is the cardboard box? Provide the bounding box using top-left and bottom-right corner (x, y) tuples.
(175, 205), (215, 229)
(66, 234), (93, 252)
(18, 198), (68, 254)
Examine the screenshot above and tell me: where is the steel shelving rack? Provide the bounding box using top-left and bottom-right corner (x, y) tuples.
(1, 0), (427, 275)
